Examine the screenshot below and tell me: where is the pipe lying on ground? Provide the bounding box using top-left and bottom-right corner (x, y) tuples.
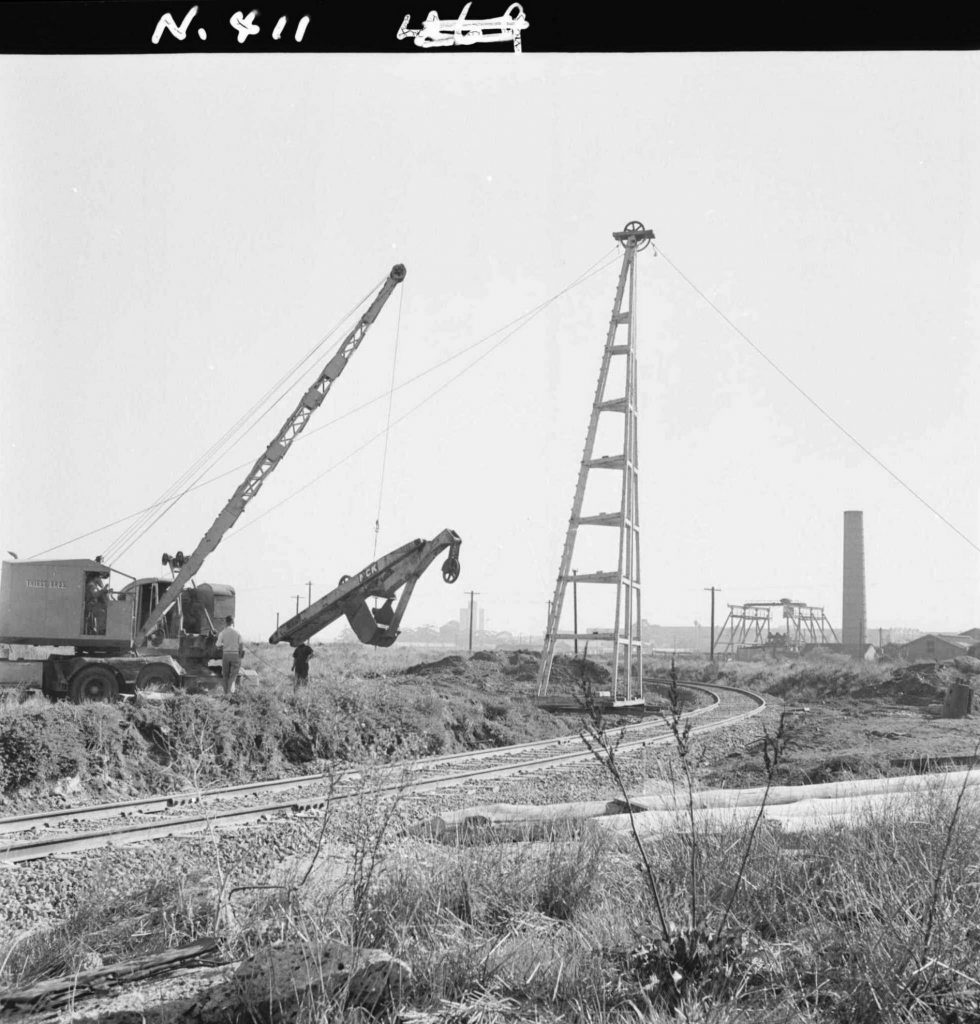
(415, 798), (644, 841)
(632, 768), (980, 811)
(417, 770), (980, 844)
(589, 790), (980, 839)
(595, 773), (980, 839)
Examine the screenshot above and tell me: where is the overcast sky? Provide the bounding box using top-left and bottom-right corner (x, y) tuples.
(1, 51), (978, 641)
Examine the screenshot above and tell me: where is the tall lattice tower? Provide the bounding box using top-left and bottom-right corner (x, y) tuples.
(536, 220), (652, 705)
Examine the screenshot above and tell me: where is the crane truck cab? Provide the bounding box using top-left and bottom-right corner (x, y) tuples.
(0, 559), (237, 702)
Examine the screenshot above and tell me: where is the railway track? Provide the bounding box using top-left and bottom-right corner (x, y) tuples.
(0, 684), (764, 863)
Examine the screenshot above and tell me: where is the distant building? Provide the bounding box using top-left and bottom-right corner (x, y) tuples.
(900, 632), (980, 663)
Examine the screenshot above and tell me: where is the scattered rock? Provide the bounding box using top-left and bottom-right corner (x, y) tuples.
(193, 940), (410, 1021)
(51, 775), (82, 798)
(3, 939), (409, 1024)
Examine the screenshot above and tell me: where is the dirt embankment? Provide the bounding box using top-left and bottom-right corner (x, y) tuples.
(0, 651), (604, 813)
(704, 657), (980, 789)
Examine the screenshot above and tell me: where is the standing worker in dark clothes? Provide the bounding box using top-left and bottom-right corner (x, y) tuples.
(216, 616), (244, 695)
(292, 641), (314, 690)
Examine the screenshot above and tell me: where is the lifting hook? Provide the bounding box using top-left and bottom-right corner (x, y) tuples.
(441, 539), (461, 584)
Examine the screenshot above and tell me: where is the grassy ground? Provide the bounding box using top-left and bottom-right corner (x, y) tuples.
(0, 646), (654, 807)
(2, 644), (976, 804)
(4, 731), (980, 1022)
(3, 650), (980, 1021)
(702, 655), (980, 788)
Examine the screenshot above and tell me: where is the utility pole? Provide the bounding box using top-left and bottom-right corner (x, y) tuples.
(704, 587), (721, 662)
(572, 569), (579, 655)
(467, 590), (479, 651)
(293, 594), (301, 616)
(306, 580), (313, 608)
(276, 611), (280, 629)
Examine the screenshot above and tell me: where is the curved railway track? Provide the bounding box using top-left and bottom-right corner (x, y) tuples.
(0, 683), (764, 863)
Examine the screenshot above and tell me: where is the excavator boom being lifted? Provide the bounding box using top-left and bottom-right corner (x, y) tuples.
(270, 529), (461, 648)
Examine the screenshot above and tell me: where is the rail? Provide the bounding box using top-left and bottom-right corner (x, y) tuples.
(0, 684), (764, 862)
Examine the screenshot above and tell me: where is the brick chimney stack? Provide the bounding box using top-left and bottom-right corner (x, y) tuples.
(842, 510), (867, 656)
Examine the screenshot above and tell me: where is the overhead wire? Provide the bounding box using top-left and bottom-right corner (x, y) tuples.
(102, 274), (387, 561)
(372, 282), (405, 560)
(655, 245), (980, 556)
(101, 276), (385, 564)
(27, 248), (618, 561)
(225, 249), (622, 542)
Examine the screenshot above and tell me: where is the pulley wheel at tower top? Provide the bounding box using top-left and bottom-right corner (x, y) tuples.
(621, 221), (653, 251)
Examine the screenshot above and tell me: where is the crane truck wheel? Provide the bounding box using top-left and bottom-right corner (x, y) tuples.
(69, 665), (120, 704)
(135, 663), (178, 695)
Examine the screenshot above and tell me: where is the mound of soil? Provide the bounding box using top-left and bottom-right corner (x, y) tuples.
(503, 650), (538, 681)
(397, 651), (615, 702)
(854, 669), (947, 706)
(405, 655), (469, 677)
(546, 655), (612, 695)
(402, 652), (534, 692)
(763, 662), (973, 708)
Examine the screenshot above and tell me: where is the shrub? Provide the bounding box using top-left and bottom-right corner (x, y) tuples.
(125, 690), (291, 784)
(0, 704), (88, 791)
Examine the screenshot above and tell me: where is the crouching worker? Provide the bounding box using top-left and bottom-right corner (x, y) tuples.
(216, 615), (244, 695)
(292, 640), (314, 691)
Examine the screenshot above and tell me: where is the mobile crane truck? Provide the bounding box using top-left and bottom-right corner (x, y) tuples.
(0, 264), (407, 702)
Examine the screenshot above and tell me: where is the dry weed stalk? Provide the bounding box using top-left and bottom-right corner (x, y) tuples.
(580, 656), (793, 1015)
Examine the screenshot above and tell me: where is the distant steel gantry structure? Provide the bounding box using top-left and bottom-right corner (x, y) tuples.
(714, 598), (839, 656)
(717, 511), (865, 659)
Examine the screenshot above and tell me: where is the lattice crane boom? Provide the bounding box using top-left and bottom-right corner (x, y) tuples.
(134, 263), (407, 648)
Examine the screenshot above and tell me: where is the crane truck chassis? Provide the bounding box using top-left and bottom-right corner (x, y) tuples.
(0, 264), (408, 703)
